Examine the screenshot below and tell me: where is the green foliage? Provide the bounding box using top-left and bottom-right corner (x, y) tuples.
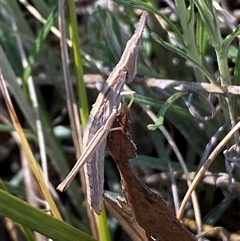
(0, 190), (96, 241)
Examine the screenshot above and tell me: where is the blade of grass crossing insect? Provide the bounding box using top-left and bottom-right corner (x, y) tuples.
(67, 0), (89, 125)
(67, 1), (110, 240)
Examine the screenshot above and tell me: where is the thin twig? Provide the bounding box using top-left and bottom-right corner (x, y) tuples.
(146, 78), (240, 95)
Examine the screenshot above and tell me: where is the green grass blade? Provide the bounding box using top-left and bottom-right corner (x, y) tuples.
(67, 0), (89, 126)
(222, 25), (240, 61)
(0, 189), (97, 241)
(30, 0), (51, 18)
(130, 155), (197, 172)
(196, 14), (208, 56)
(151, 32), (216, 84)
(0, 181), (35, 241)
(133, 94), (211, 155)
(232, 43), (240, 119)
(7, 0), (34, 37)
(147, 92), (187, 130)
(113, 0), (184, 44)
(1, 45), (83, 216)
(23, 6), (58, 86)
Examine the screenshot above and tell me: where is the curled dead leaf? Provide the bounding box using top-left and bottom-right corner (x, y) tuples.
(106, 108), (196, 241)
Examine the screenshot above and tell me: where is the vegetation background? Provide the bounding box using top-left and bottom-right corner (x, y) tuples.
(0, 0), (239, 241)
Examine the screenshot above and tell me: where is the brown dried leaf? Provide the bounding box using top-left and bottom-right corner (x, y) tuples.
(104, 193), (148, 241)
(106, 109), (196, 241)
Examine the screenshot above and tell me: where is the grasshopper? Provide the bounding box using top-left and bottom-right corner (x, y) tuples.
(57, 11), (147, 214)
